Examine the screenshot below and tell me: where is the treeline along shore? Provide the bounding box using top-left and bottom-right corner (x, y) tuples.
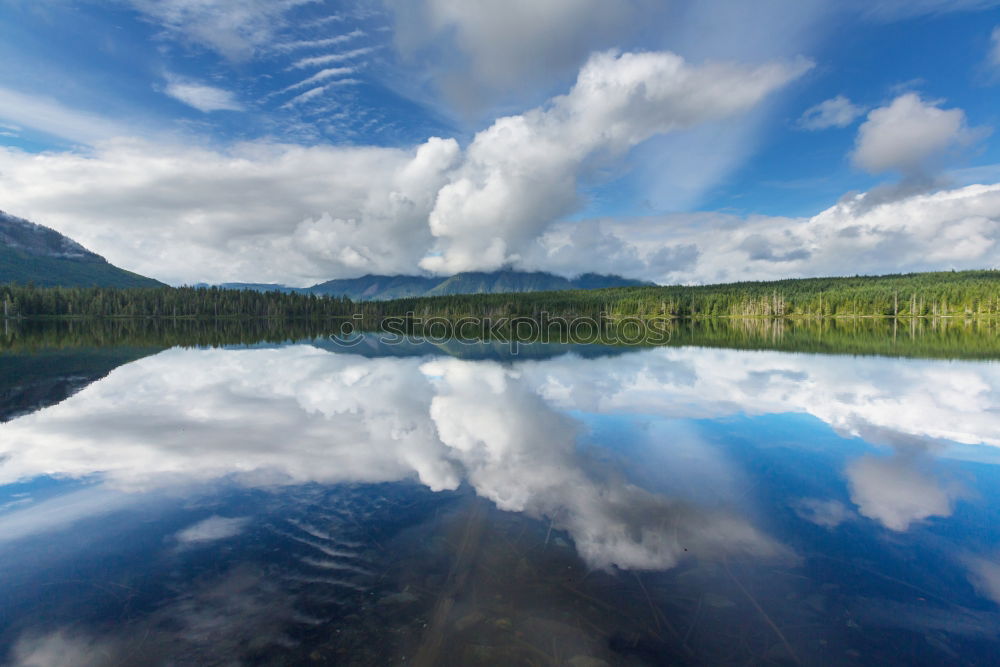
(1, 285), (355, 319)
(3, 270), (1000, 320)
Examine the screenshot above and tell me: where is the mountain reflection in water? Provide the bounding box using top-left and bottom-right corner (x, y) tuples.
(2, 335), (1000, 665)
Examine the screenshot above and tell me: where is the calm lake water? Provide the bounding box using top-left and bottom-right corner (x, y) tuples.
(2, 325), (1000, 665)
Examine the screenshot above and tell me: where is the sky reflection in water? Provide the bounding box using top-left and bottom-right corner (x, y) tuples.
(2, 339), (1000, 665)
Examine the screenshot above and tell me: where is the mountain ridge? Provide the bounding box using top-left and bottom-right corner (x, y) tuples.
(0, 211), (648, 297)
(0, 211), (163, 288)
(219, 270), (653, 300)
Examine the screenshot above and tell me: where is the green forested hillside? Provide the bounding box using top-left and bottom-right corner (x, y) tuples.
(364, 270), (1000, 319)
(0, 211), (163, 288)
(0, 245), (163, 288)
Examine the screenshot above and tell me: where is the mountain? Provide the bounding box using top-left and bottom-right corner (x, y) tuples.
(309, 274), (440, 300)
(0, 211), (163, 288)
(308, 270), (651, 300)
(0, 211), (646, 297)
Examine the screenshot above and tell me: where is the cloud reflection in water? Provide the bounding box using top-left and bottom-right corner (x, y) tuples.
(1, 344), (998, 569)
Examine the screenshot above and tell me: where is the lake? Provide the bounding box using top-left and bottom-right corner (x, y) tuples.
(2, 322), (1000, 665)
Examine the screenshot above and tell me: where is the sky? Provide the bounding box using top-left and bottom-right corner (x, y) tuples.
(0, 0), (999, 286)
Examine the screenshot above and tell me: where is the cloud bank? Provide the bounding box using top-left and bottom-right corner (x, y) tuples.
(526, 182), (1000, 284)
(0, 49), (813, 284)
(0, 151), (997, 286)
(0, 55), (993, 287)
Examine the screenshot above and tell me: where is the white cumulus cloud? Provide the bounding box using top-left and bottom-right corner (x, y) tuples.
(0, 137), (460, 285)
(852, 93), (981, 174)
(420, 49), (812, 274)
(388, 0), (828, 212)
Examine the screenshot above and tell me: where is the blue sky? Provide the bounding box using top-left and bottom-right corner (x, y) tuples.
(1, 0), (999, 285)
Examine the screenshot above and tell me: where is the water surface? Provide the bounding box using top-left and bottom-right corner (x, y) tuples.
(2, 326), (1000, 665)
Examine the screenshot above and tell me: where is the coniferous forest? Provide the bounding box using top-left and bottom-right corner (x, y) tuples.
(0, 284), (354, 319)
(3, 270), (1000, 321)
(364, 270), (1000, 320)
